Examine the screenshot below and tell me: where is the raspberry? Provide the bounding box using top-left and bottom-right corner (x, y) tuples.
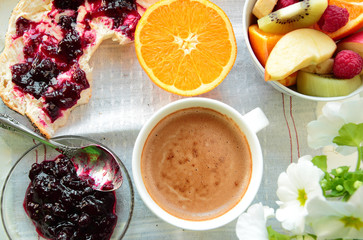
(333, 50), (363, 79)
(318, 5), (349, 33)
(274, 0), (299, 11)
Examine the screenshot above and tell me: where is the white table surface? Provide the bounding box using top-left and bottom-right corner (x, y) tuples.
(0, 0), (352, 239)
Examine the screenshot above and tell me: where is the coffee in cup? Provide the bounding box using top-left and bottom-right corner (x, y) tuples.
(133, 97), (268, 230)
(141, 107), (252, 221)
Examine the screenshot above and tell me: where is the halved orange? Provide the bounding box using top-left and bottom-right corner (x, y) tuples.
(314, 0), (363, 40)
(134, 0), (237, 96)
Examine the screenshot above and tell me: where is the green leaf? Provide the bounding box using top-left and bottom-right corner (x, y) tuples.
(358, 146), (363, 170)
(312, 155), (327, 172)
(344, 171), (363, 195)
(267, 226), (291, 240)
(329, 178), (347, 198)
(331, 166), (350, 177)
(320, 179), (331, 193)
(346, 171), (363, 181)
(333, 123), (363, 147)
(308, 234), (317, 240)
(323, 168), (363, 201)
(344, 179), (358, 195)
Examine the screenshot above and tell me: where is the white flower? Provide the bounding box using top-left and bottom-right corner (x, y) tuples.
(276, 155), (325, 234)
(307, 98), (363, 155)
(235, 203), (274, 240)
(306, 186), (363, 240)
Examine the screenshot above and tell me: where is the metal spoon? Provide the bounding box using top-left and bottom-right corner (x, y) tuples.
(0, 113), (123, 192)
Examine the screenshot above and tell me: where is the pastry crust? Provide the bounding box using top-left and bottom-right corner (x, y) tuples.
(0, 0), (157, 138)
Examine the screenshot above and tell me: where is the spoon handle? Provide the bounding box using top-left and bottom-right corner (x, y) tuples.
(0, 113), (71, 154)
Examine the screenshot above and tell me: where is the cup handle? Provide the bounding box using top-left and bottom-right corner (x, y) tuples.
(242, 108), (269, 133)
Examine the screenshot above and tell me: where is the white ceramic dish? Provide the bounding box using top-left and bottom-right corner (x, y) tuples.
(242, 0), (363, 101)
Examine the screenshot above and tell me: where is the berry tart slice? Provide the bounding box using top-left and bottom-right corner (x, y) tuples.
(0, 0), (156, 138)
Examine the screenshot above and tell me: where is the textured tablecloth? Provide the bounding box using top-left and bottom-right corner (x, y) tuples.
(0, 0), (357, 238)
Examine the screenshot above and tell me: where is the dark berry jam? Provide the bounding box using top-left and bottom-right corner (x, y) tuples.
(83, 0), (140, 37)
(43, 66), (89, 120)
(24, 155), (117, 240)
(11, 57), (60, 99)
(11, 0), (140, 123)
(58, 15), (77, 31)
(53, 0), (85, 10)
(12, 12), (88, 122)
(15, 17), (33, 37)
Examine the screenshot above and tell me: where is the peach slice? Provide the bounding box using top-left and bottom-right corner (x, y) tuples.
(252, 0), (278, 19)
(277, 72), (297, 87)
(337, 31), (363, 58)
(265, 28), (336, 81)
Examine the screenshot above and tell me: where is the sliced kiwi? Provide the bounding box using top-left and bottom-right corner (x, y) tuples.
(257, 0), (328, 34)
(296, 71), (362, 97)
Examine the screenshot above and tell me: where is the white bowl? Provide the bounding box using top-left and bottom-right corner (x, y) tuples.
(132, 97), (269, 230)
(242, 0), (363, 101)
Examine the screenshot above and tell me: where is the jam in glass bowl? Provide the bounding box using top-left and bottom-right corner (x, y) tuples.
(1, 135), (134, 240)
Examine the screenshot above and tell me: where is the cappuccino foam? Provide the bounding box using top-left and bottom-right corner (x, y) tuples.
(141, 107), (252, 220)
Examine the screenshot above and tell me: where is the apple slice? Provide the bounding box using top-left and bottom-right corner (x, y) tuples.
(252, 0), (279, 19)
(265, 28), (336, 81)
(296, 71), (362, 97)
(337, 31), (363, 58)
(301, 58), (334, 74)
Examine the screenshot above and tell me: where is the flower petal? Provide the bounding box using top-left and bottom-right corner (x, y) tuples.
(307, 116), (344, 149)
(347, 186), (363, 216)
(236, 203), (270, 240)
(276, 204), (307, 234)
(339, 98), (363, 124)
(307, 97), (363, 154)
(275, 156), (324, 234)
(306, 194), (363, 239)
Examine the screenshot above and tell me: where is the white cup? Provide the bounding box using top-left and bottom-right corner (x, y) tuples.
(132, 97), (269, 230)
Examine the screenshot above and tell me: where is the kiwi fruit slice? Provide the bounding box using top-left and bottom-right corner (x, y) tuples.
(296, 71), (362, 97)
(258, 0), (328, 34)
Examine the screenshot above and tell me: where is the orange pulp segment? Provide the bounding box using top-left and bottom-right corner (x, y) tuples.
(248, 25), (295, 86)
(134, 0), (237, 96)
(248, 24), (284, 67)
(314, 0), (363, 40)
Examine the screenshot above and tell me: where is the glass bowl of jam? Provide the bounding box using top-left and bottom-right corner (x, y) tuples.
(1, 135), (134, 240)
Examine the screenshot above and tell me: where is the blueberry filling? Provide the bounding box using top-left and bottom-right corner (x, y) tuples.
(85, 0), (140, 34)
(53, 0), (86, 10)
(57, 30), (84, 64)
(12, 12), (87, 122)
(11, 57), (60, 99)
(11, 0), (140, 123)
(43, 67), (89, 121)
(15, 17), (33, 37)
(58, 15), (76, 31)
(24, 155), (117, 240)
